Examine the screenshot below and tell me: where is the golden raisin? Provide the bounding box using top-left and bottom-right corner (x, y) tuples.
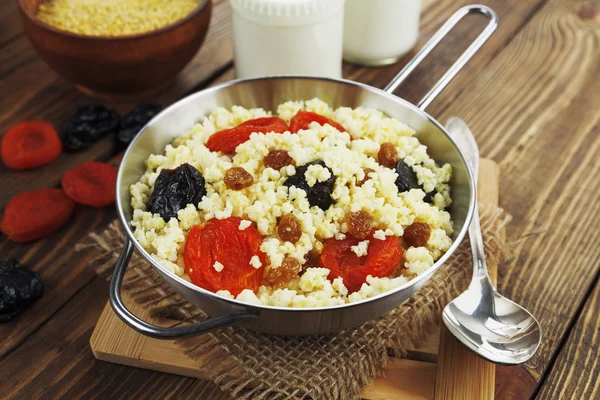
(266, 257), (302, 289)
(264, 149), (293, 170)
(356, 168), (375, 187)
(224, 167), (253, 190)
(346, 211), (373, 240)
(403, 222), (431, 247)
(378, 142), (399, 168)
(278, 214), (302, 243)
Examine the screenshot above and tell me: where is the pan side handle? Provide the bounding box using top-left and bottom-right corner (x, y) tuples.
(384, 5), (498, 110)
(109, 237), (259, 339)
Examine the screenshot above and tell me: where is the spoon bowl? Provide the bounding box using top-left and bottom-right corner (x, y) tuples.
(443, 277), (542, 364)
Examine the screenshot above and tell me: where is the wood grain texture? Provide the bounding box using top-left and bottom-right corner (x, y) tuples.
(535, 275), (600, 399)
(423, 0), (600, 381)
(434, 159), (499, 400)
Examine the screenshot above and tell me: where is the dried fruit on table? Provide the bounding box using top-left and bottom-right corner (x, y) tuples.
(61, 161), (118, 207)
(394, 159), (420, 193)
(1, 121), (62, 170)
(356, 168), (375, 187)
(264, 149), (293, 170)
(0, 259), (44, 322)
(224, 167), (253, 190)
(346, 211), (373, 240)
(148, 163), (207, 221)
(185, 217), (267, 296)
(63, 105), (120, 151)
(278, 214), (302, 243)
(289, 111), (346, 133)
(0, 188), (75, 243)
(321, 231), (403, 292)
(283, 160), (336, 210)
(117, 103), (163, 148)
(378, 142), (399, 168)
(206, 117), (289, 153)
(403, 222), (431, 247)
(265, 257), (302, 289)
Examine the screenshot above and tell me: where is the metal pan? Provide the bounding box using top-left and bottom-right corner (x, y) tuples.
(110, 5), (498, 338)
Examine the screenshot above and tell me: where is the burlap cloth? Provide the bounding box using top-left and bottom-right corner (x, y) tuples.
(81, 204), (510, 400)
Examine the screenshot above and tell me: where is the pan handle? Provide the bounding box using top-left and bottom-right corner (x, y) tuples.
(384, 5), (498, 110)
(109, 237), (259, 339)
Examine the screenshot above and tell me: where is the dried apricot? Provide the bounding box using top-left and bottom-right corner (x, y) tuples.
(356, 168), (375, 187)
(265, 257), (302, 289)
(61, 161), (117, 207)
(289, 111), (346, 133)
(1, 121), (62, 170)
(264, 149), (293, 170)
(278, 214), (302, 243)
(378, 142), (398, 168)
(0, 188), (75, 242)
(403, 222), (431, 247)
(321, 230), (403, 292)
(184, 217), (267, 296)
(206, 117), (289, 153)
(224, 167), (253, 190)
(346, 211), (372, 240)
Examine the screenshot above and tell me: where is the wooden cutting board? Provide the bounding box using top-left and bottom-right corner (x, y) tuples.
(91, 158), (500, 400)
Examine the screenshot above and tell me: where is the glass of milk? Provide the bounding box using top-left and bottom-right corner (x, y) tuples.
(343, 0), (421, 66)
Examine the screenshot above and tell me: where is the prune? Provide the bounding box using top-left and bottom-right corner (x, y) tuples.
(284, 161), (336, 210)
(148, 163), (206, 221)
(278, 214), (302, 243)
(0, 259), (44, 322)
(378, 143), (399, 168)
(224, 167), (253, 190)
(265, 257), (302, 289)
(117, 103), (162, 148)
(63, 105), (121, 151)
(424, 190), (437, 204)
(264, 149), (293, 170)
(346, 211), (373, 240)
(394, 160), (420, 193)
(403, 222), (431, 247)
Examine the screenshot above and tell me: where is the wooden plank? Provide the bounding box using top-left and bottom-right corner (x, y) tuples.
(434, 159), (499, 400)
(424, 0), (600, 382)
(535, 274), (600, 399)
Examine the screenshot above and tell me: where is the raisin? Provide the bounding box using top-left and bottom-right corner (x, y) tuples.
(117, 103), (162, 148)
(264, 149), (293, 170)
(346, 211), (373, 240)
(356, 168), (375, 187)
(378, 142), (399, 168)
(148, 163), (206, 221)
(395, 160), (420, 193)
(278, 214), (302, 243)
(0, 259), (44, 322)
(403, 222), (431, 247)
(283, 160), (336, 210)
(265, 257), (302, 289)
(224, 167), (253, 190)
(63, 105), (120, 151)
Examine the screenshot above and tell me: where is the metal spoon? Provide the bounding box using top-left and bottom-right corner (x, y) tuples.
(442, 117), (542, 364)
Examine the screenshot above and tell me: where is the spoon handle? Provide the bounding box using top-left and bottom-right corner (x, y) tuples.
(469, 205), (491, 282)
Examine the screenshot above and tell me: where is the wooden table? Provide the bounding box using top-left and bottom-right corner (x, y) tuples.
(1, 0), (599, 399)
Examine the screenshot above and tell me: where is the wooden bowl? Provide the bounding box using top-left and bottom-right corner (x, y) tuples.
(18, 0), (212, 99)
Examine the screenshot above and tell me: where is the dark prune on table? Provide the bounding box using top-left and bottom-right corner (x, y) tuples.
(63, 105), (121, 151)
(284, 160), (336, 210)
(148, 163), (207, 221)
(0, 259), (44, 322)
(117, 103), (163, 148)
(394, 160), (420, 193)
